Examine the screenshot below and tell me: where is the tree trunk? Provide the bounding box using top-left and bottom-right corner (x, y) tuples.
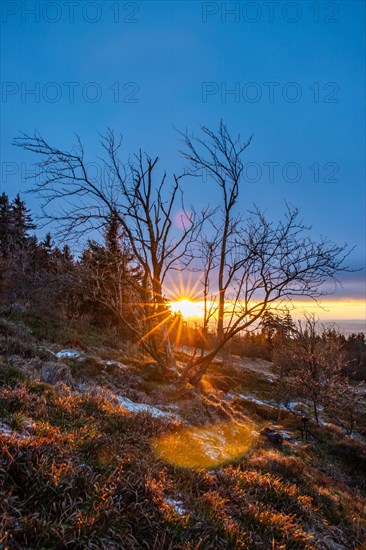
(153, 277), (176, 370)
(161, 323), (176, 369)
(189, 358), (213, 386)
(216, 210), (229, 341)
(217, 289), (225, 342)
(179, 359), (194, 382)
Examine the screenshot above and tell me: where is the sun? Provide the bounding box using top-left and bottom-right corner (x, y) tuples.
(169, 298), (204, 320)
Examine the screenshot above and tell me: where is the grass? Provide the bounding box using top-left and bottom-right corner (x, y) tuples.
(0, 379), (365, 549)
(0, 313), (366, 548)
(0, 306), (123, 352)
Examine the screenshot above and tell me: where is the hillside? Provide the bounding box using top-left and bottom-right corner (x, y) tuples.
(1, 308), (366, 549)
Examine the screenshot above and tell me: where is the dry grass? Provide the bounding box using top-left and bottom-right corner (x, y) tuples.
(1, 313), (366, 549)
(0, 379), (365, 549)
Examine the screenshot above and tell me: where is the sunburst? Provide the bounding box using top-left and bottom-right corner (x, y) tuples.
(169, 298), (205, 320)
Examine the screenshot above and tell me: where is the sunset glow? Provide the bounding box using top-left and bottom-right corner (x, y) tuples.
(169, 297), (365, 324)
(169, 298), (205, 320)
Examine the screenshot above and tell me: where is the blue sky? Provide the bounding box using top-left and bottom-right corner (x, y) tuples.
(1, 0), (365, 309)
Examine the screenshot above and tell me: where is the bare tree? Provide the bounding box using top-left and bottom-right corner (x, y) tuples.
(178, 122), (351, 384)
(180, 205), (351, 385)
(199, 230), (220, 350)
(14, 125), (351, 384)
(14, 130), (207, 372)
(274, 315), (352, 423)
(326, 379), (366, 436)
(180, 121), (252, 342)
(274, 315), (366, 435)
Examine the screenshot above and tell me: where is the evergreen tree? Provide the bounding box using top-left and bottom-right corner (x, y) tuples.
(0, 193), (12, 257)
(10, 194), (35, 249)
(61, 244), (73, 264)
(0, 193), (36, 257)
(260, 310), (295, 360)
(34, 232), (55, 272)
(0, 193), (36, 303)
(105, 211), (121, 257)
(78, 216), (142, 332)
(41, 233), (53, 254)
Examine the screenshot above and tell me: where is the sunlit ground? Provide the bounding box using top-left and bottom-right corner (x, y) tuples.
(152, 421), (257, 468)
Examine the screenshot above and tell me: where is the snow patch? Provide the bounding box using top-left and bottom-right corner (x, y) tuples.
(117, 396), (179, 419)
(102, 360), (127, 369)
(0, 421), (30, 440)
(286, 401), (303, 411)
(231, 393), (277, 409)
(0, 421), (13, 437)
(229, 392), (310, 419)
(192, 430), (228, 461)
(56, 349), (81, 359)
(165, 497), (186, 516)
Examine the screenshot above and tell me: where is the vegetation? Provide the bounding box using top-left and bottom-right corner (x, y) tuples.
(0, 308), (365, 549)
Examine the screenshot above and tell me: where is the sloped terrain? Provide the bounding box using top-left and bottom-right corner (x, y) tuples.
(0, 310), (366, 549)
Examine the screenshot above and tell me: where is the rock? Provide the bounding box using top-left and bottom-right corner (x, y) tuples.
(40, 361), (74, 388)
(260, 426), (283, 445)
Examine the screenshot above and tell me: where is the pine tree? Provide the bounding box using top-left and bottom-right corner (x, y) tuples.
(105, 211), (121, 257)
(41, 233), (53, 254)
(61, 244), (73, 264)
(10, 194), (36, 250)
(77, 216), (142, 332)
(0, 193), (37, 303)
(0, 193), (12, 257)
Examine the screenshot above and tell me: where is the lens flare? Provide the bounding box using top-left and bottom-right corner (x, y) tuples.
(152, 421), (256, 468)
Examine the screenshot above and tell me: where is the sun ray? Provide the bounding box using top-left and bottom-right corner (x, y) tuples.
(137, 312), (171, 345)
(166, 313), (180, 338)
(174, 315), (184, 347)
(165, 270), (203, 302)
